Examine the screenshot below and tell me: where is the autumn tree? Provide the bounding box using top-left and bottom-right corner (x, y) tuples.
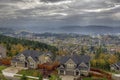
(108, 54), (118, 64)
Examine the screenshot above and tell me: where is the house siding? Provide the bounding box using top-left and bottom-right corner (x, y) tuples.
(11, 50), (53, 69)
(58, 54), (90, 76)
(66, 70), (74, 75)
(0, 46), (6, 59)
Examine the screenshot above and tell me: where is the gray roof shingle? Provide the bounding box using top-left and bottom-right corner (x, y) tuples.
(15, 50), (54, 62)
(116, 62), (120, 67)
(16, 50), (43, 62)
(59, 54), (90, 65)
(111, 62), (120, 70)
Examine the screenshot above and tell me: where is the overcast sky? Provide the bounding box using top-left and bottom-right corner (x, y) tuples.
(0, 0), (120, 31)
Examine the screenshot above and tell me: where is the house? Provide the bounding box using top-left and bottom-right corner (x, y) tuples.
(11, 50), (53, 69)
(58, 54), (90, 76)
(0, 45), (6, 59)
(110, 62), (120, 72)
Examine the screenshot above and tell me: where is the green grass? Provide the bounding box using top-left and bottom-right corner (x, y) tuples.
(0, 66), (7, 80)
(83, 77), (92, 80)
(83, 77), (107, 80)
(15, 75), (38, 80)
(0, 65), (7, 73)
(18, 69), (41, 77)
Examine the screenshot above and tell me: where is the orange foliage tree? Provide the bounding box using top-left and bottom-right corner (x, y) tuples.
(0, 59), (11, 65)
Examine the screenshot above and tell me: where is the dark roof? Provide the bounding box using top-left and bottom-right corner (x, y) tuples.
(15, 50), (54, 62)
(59, 54), (90, 65)
(11, 57), (20, 62)
(17, 50), (43, 62)
(116, 62), (120, 67)
(111, 62), (120, 70)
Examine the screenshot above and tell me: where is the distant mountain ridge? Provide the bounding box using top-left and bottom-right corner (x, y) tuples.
(58, 25), (120, 34)
(1, 25), (120, 35)
(0, 27), (14, 34)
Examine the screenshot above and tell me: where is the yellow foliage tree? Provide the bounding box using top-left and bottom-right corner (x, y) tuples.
(108, 55), (118, 65)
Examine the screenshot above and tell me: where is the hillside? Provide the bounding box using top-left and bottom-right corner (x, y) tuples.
(0, 34), (58, 57)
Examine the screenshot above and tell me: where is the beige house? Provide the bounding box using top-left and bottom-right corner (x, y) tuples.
(0, 45), (6, 59)
(58, 54), (90, 76)
(11, 50), (53, 69)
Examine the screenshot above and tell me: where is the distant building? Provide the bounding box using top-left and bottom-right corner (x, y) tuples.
(0, 45), (6, 59)
(11, 50), (53, 69)
(58, 54), (91, 76)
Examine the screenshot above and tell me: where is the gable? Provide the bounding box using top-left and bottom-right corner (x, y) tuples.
(18, 54), (25, 58)
(59, 65), (65, 68)
(39, 54), (45, 60)
(28, 56), (36, 63)
(17, 54), (25, 61)
(65, 58), (76, 65)
(79, 62), (88, 67)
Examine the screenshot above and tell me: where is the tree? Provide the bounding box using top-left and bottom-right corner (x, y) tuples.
(81, 46), (85, 54)
(108, 55), (118, 64)
(20, 74), (27, 80)
(115, 52), (120, 60)
(49, 75), (61, 80)
(38, 74), (43, 80)
(1, 59), (11, 65)
(57, 76), (62, 80)
(49, 75), (57, 80)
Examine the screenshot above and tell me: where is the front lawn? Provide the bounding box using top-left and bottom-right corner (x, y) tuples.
(83, 77), (107, 80)
(0, 66), (7, 80)
(83, 77), (92, 80)
(0, 74), (7, 80)
(0, 65), (7, 73)
(18, 69), (41, 77)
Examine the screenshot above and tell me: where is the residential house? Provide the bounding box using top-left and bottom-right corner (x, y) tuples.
(0, 45), (6, 59)
(110, 62), (120, 72)
(11, 50), (53, 69)
(58, 54), (90, 76)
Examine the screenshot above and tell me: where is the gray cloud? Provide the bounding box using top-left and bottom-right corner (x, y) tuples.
(40, 0), (64, 2)
(0, 0), (120, 30)
(111, 0), (120, 3)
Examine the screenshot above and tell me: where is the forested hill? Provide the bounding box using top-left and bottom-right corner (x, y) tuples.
(0, 34), (58, 57)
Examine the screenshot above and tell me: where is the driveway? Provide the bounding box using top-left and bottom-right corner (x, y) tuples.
(60, 75), (76, 80)
(112, 74), (120, 80)
(2, 67), (25, 77)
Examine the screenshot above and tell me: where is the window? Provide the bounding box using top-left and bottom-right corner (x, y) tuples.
(67, 63), (74, 68)
(19, 55), (25, 61)
(30, 62), (34, 67)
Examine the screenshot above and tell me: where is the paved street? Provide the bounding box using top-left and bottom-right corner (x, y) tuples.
(112, 74), (120, 80)
(5, 76), (19, 80)
(60, 75), (75, 80)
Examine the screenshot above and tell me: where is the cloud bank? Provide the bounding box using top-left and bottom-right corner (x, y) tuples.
(0, 0), (120, 29)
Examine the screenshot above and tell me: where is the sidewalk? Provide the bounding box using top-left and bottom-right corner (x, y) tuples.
(60, 75), (75, 80)
(2, 66), (24, 77)
(15, 74), (39, 79)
